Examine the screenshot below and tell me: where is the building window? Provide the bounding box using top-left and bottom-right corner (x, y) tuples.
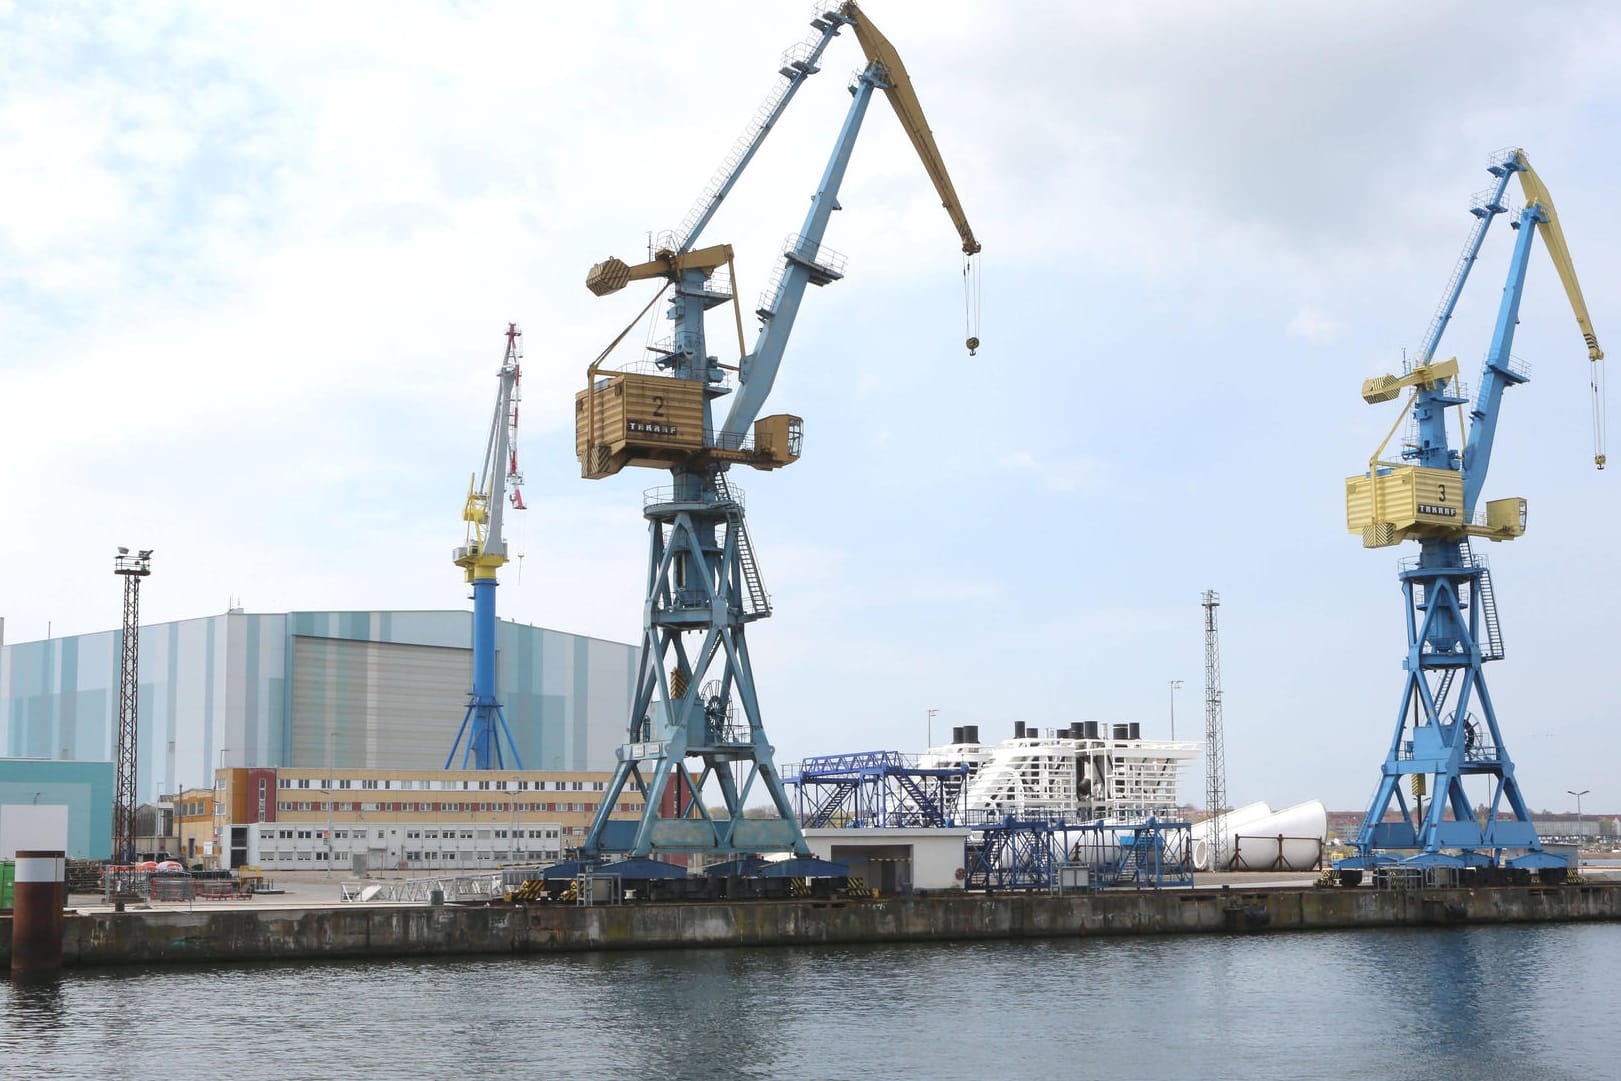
(362, 779), (379, 790)
(297, 779), (310, 789)
(338, 780), (352, 790)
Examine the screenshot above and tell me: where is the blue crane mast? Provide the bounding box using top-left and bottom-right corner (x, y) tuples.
(574, 3), (979, 860)
(1339, 149), (1605, 882)
(447, 323), (528, 770)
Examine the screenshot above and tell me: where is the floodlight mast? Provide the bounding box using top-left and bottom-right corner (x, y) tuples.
(113, 548), (153, 864)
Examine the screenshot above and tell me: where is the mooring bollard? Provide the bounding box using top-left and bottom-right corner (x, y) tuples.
(11, 850), (67, 979)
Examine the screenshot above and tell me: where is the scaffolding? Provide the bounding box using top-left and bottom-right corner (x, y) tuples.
(962, 815), (1195, 891)
(783, 751), (968, 828)
(1065, 818), (1196, 889)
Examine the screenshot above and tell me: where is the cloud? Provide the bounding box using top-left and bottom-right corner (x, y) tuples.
(1287, 306), (1349, 344)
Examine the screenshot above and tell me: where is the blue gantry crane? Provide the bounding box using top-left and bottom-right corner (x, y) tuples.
(447, 323), (528, 770)
(575, 3), (979, 859)
(1338, 149), (1605, 882)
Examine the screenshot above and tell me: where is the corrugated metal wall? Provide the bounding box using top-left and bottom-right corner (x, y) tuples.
(291, 636), (469, 771)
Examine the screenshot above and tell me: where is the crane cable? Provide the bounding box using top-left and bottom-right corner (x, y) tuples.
(963, 252), (981, 355)
(1591, 355), (1607, 469)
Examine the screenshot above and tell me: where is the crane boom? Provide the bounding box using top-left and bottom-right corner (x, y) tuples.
(719, 6), (979, 438)
(1516, 152), (1604, 363)
(841, 2), (980, 255)
(676, 16), (846, 254)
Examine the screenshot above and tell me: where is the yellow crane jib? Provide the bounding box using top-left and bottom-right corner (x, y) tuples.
(839, 2), (979, 258)
(839, 1), (982, 355)
(1514, 152), (1604, 365)
(1514, 150), (1606, 468)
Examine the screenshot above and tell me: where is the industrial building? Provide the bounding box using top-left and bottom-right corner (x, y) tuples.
(187, 766), (646, 871)
(0, 610), (639, 806)
(0, 758), (114, 860)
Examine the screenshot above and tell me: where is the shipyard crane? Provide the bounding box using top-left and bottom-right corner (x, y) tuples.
(1338, 149), (1604, 883)
(446, 323), (528, 770)
(575, 2), (979, 859)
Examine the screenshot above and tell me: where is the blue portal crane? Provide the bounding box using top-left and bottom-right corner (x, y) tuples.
(447, 323), (528, 770)
(1339, 149), (1605, 882)
(575, 3), (979, 859)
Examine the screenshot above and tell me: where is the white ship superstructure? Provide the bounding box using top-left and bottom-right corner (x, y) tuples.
(921, 721), (1199, 823)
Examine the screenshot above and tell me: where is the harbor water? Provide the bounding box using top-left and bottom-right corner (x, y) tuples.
(4, 922), (1616, 1080)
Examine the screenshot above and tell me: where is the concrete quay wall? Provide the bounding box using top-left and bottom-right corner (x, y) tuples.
(7, 884), (1621, 968)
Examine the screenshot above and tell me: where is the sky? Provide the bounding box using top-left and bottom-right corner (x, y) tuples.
(3, 0), (1620, 817)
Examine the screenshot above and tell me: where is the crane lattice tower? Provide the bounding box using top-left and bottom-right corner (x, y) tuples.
(113, 548), (152, 864)
(1202, 590), (1228, 874)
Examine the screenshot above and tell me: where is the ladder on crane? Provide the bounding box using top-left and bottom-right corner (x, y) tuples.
(712, 471), (771, 618)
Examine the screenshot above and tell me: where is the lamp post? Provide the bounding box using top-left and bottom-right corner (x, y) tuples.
(926, 708), (940, 751)
(1568, 788), (1590, 853)
(1168, 680), (1184, 740)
